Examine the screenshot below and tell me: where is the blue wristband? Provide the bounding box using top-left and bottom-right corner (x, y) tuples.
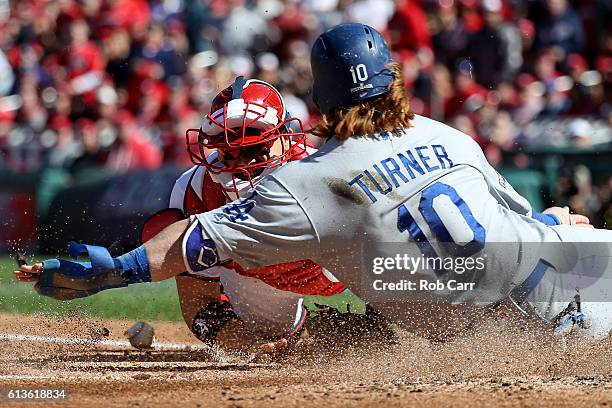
(116, 245), (151, 284)
(531, 211), (561, 226)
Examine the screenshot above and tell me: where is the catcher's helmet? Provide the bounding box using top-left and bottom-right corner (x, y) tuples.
(311, 23), (394, 116)
(186, 76), (306, 192)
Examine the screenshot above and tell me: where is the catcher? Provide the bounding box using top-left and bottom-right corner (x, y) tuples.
(57, 77), (394, 353)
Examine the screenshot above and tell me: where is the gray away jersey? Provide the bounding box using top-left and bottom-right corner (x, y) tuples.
(169, 164), (307, 339)
(192, 115), (605, 308)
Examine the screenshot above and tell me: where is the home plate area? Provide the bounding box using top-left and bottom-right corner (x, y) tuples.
(2, 313), (612, 407)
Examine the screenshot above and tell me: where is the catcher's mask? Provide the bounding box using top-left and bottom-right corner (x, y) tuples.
(186, 76), (306, 193)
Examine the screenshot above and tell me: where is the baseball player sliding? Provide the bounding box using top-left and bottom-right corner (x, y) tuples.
(140, 77), (389, 352)
(16, 23), (612, 341)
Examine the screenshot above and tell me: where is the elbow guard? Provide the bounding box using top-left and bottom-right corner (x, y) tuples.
(183, 218), (221, 274)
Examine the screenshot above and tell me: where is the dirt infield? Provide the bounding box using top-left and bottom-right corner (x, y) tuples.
(1, 313), (612, 407)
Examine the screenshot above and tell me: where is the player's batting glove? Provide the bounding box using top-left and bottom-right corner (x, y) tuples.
(37, 242), (150, 300)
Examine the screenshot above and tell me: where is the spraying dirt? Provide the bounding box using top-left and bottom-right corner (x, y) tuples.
(0, 313), (611, 407)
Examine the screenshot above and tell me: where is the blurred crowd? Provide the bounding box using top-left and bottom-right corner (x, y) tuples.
(0, 0), (610, 176)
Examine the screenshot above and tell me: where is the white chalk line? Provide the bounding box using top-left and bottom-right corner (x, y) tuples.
(0, 373), (221, 382)
(0, 332), (209, 383)
(0, 332), (271, 382)
(0, 374), (119, 382)
(0, 332), (208, 351)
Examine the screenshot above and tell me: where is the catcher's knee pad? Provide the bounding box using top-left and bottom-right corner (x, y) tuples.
(191, 301), (238, 346)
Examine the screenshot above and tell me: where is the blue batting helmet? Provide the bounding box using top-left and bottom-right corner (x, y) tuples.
(311, 23), (394, 116)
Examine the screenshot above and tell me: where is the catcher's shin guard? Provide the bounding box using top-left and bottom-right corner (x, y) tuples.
(190, 301), (239, 347)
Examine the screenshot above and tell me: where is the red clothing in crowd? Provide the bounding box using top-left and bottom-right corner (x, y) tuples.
(388, 0), (432, 52)
(102, 0), (151, 33)
(68, 41), (105, 79)
(107, 131), (163, 171)
(444, 79), (488, 119)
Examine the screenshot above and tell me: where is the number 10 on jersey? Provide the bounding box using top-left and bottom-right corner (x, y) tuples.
(396, 182), (486, 257)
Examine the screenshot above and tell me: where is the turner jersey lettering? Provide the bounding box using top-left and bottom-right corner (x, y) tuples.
(194, 115), (574, 307)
